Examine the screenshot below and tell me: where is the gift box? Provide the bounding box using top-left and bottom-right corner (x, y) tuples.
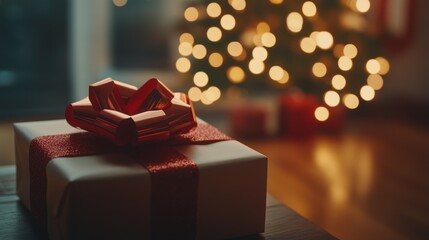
(278, 93), (318, 137)
(229, 104), (268, 138)
(15, 119), (267, 239)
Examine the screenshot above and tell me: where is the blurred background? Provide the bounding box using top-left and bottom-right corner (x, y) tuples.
(1, 0), (428, 239)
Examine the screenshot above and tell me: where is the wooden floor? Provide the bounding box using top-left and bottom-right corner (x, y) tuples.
(1, 118), (429, 239)
(242, 119), (429, 240)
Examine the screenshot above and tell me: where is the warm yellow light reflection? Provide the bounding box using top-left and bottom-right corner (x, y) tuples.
(360, 85), (375, 101)
(193, 71), (209, 87)
(113, 0), (127, 7)
(176, 57), (191, 73)
(227, 66), (245, 83)
(207, 2), (221, 18)
(207, 27), (222, 42)
(201, 91), (213, 105)
(367, 74), (384, 90)
(316, 31), (334, 49)
(178, 42), (193, 56)
(261, 32), (276, 48)
(252, 47), (268, 61)
(338, 56), (353, 71)
(208, 52), (223, 67)
(302, 1), (317, 17)
(312, 62), (327, 78)
(356, 0), (370, 13)
(286, 12), (304, 33)
(192, 44), (207, 59)
(179, 33), (194, 45)
(230, 0), (246, 11)
(366, 59), (381, 74)
(343, 44), (358, 58)
(343, 93), (359, 109)
(227, 41), (244, 57)
(253, 34), (263, 46)
(300, 37), (317, 53)
(310, 31), (319, 40)
(188, 87), (202, 102)
(205, 86), (221, 102)
(257, 22), (271, 33)
(269, 0), (284, 4)
(332, 74), (346, 90)
(184, 7), (199, 22)
(269, 66), (284, 81)
(220, 14), (236, 30)
(376, 57), (390, 75)
(278, 70), (290, 84)
(324, 91), (340, 107)
(315, 106), (329, 121)
(249, 59), (265, 74)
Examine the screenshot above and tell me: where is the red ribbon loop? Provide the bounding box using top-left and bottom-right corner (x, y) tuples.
(66, 78), (197, 146)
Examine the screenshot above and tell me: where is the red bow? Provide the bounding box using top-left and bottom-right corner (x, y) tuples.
(65, 78), (197, 145)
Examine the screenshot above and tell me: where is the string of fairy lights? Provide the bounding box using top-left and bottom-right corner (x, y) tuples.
(176, 0), (390, 121)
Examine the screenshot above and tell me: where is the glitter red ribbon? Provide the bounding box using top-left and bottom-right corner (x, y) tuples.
(28, 124), (231, 238)
(65, 78), (197, 146)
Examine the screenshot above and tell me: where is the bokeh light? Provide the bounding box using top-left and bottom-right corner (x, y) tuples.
(252, 47), (268, 61)
(324, 91), (340, 107)
(227, 66), (246, 83)
(312, 62), (327, 77)
(188, 87), (202, 101)
(366, 59), (381, 74)
(207, 2), (222, 18)
(176, 57), (191, 73)
(179, 33), (194, 45)
(286, 12), (304, 33)
(315, 106), (329, 121)
(367, 74), (384, 90)
(356, 0), (370, 13)
(302, 1), (317, 17)
(193, 71), (209, 87)
(376, 57), (390, 75)
(184, 7), (199, 22)
(230, 0), (246, 11)
(208, 52), (224, 67)
(261, 32), (276, 48)
(249, 59), (265, 74)
(332, 74), (346, 90)
(278, 70), (290, 84)
(192, 44), (207, 59)
(228, 41), (244, 57)
(316, 31), (334, 49)
(343, 44), (358, 58)
(178, 42), (193, 56)
(338, 56), (353, 71)
(113, 0), (127, 7)
(269, 66), (285, 81)
(300, 37), (317, 53)
(207, 27), (222, 42)
(343, 93), (359, 109)
(221, 14), (236, 30)
(360, 85), (375, 101)
(257, 22), (271, 33)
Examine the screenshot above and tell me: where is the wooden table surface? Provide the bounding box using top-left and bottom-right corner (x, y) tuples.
(0, 165), (335, 239)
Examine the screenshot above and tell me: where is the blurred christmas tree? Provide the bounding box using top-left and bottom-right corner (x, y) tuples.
(176, 0), (389, 120)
